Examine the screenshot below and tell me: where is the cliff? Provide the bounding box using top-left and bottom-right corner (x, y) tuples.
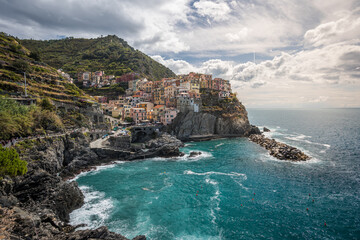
(169, 90), (259, 140)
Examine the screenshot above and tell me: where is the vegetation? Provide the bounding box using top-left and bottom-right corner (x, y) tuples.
(124, 117), (134, 123)
(84, 83), (125, 100)
(0, 145), (27, 177)
(0, 98), (64, 140)
(21, 35), (176, 81)
(0, 32), (93, 104)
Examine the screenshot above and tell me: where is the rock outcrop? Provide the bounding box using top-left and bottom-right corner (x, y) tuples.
(263, 127), (270, 132)
(189, 151), (202, 158)
(169, 90), (259, 140)
(249, 134), (310, 161)
(130, 133), (184, 159)
(169, 111), (259, 140)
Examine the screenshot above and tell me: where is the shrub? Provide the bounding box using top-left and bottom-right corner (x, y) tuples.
(125, 117), (133, 123)
(11, 59), (30, 73)
(39, 98), (55, 111)
(29, 51), (41, 61)
(0, 145), (27, 177)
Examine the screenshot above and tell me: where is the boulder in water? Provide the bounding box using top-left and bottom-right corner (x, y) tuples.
(263, 127), (270, 132)
(189, 151), (202, 158)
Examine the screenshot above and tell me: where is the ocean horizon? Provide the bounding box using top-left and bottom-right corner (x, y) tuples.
(70, 108), (360, 239)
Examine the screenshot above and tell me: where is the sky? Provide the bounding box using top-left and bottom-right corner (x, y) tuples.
(1, 0), (359, 108)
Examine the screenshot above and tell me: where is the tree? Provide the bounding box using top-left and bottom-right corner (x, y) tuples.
(29, 51), (41, 61)
(124, 117), (133, 123)
(0, 146), (27, 177)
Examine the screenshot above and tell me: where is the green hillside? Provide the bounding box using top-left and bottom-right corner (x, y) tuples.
(21, 35), (176, 81)
(0, 32), (95, 139)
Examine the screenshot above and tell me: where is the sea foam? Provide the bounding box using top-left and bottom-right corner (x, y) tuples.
(69, 186), (114, 230)
(184, 170), (247, 179)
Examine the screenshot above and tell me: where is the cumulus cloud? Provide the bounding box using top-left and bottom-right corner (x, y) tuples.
(304, 8), (360, 47)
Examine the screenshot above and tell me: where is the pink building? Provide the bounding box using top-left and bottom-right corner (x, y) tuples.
(131, 108), (147, 124)
(161, 108), (179, 125)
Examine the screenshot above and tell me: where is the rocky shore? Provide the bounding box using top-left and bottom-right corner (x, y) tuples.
(0, 131), (184, 239)
(249, 134), (310, 161)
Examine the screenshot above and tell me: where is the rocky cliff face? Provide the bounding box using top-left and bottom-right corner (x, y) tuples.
(169, 91), (259, 140)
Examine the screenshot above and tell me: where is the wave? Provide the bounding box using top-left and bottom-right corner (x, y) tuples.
(69, 186), (114, 230)
(184, 143), (195, 147)
(148, 151), (214, 162)
(68, 161), (126, 182)
(215, 143), (224, 148)
(184, 170), (247, 179)
(284, 135), (330, 149)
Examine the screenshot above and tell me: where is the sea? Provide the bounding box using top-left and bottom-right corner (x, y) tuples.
(69, 109), (360, 239)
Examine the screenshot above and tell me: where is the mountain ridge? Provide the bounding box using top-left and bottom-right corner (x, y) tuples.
(21, 35), (176, 81)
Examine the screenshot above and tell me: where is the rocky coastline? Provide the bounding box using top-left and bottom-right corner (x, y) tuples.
(249, 134), (310, 161)
(0, 124), (309, 239)
(0, 131), (184, 240)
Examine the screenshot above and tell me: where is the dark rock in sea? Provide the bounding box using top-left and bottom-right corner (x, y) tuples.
(62, 226), (130, 240)
(263, 127), (271, 132)
(189, 151), (202, 158)
(249, 134), (310, 161)
(250, 125), (261, 135)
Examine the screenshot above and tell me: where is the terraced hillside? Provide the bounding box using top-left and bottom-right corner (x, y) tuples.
(0, 33), (100, 140)
(0, 32), (91, 104)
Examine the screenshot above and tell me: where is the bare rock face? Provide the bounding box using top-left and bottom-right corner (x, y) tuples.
(169, 112), (255, 140)
(170, 112), (217, 138)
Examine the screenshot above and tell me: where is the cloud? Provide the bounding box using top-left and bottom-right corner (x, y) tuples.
(304, 8), (360, 47)
(153, 8), (360, 107)
(225, 28), (248, 42)
(193, 0), (231, 22)
(0, 0), (192, 53)
(151, 55), (196, 74)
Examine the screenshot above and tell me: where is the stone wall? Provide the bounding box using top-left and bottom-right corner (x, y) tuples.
(109, 135), (131, 149)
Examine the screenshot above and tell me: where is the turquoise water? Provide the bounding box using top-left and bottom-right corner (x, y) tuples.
(70, 109), (360, 239)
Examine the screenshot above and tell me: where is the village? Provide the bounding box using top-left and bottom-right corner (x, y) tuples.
(76, 71), (234, 126)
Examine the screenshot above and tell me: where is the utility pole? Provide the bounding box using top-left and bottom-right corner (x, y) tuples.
(24, 72), (27, 97)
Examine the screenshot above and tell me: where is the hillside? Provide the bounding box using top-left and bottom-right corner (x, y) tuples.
(0, 33), (98, 139)
(21, 35), (176, 81)
(0, 32), (93, 104)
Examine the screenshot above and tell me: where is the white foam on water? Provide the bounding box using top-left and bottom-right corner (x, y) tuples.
(184, 151), (214, 161)
(68, 171), (91, 182)
(205, 178), (218, 185)
(68, 161), (127, 182)
(69, 186), (114, 230)
(184, 170), (247, 179)
(257, 151), (322, 165)
(184, 143), (195, 147)
(215, 143), (224, 148)
(284, 134), (331, 149)
(205, 176), (221, 225)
